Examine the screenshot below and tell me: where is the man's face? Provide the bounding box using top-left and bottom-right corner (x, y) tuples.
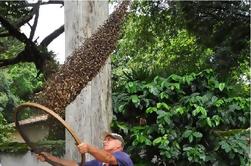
(103, 136), (122, 152)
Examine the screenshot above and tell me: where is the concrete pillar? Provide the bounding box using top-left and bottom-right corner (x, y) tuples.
(64, 0), (111, 162)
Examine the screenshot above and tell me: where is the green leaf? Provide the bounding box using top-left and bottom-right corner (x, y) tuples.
(182, 129), (193, 138)
(145, 138), (152, 146)
(174, 83), (180, 90)
(157, 110), (171, 124)
(153, 137), (162, 145)
(149, 86), (159, 96)
(212, 115), (221, 126)
(131, 95), (140, 104)
(169, 74), (182, 82)
(160, 92), (169, 99)
(193, 106), (207, 117)
(206, 117), (212, 127)
(218, 83), (225, 91)
(188, 135), (194, 143)
(193, 132), (203, 138)
(211, 96), (218, 104)
(164, 116), (171, 124)
(184, 74), (196, 84)
(214, 99), (224, 107)
(117, 123), (129, 134)
(146, 107), (157, 113)
(157, 102), (170, 110)
(228, 104), (241, 111)
(118, 105), (125, 113)
(126, 82), (137, 93)
(220, 141), (231, 153)
(183, 146), (193, 151)
(143, 98), (150, 107)
(175, 107), (185, 115)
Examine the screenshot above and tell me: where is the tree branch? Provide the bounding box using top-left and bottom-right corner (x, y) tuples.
(0, 5), (37, 35)
(0, 32), (10, 37)
(0, 15), (31, 44)
(0, 50), (27, 67)
(15, 7), (37, 28)
(0, 43), (44, 73)
(41, 0), (64, 6)
(29, 2), (41, 40)
(25, 0), (64, 7)
(0, 1), (63, 74)
(0, 15), (44, 71)
(40, 25), (64, 47)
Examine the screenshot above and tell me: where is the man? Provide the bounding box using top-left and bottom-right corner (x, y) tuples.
(37, 132), (133, 166)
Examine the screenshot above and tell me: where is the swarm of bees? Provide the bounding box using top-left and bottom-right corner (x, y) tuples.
(33, 1), (130, 116)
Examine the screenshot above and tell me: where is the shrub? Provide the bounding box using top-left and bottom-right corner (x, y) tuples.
(112, 69), (250, 165)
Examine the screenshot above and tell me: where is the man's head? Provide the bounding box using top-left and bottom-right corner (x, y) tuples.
(103, 132), (125, 153)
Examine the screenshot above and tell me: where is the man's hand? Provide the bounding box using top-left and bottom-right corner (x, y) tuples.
(77, 142), (89, 154)
(36, 152), (50, 162)
(36, 151), (78, 166)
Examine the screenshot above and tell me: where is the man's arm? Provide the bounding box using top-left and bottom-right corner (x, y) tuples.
(37, 152), (78, 166)
(77, 143), (118, 165)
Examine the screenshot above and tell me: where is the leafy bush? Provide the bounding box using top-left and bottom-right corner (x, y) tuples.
(0, 63), (44, 122)
(0, 141), (28, 153)
(0, 140), (65, 156)
(0, 112), (14, 143)
(112, 69), (250, 165)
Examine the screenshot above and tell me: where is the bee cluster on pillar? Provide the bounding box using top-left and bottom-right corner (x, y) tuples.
(33, 1), (130, 116)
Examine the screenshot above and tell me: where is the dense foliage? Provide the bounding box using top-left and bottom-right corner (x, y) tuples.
(169, 1), (250, 78)
(0, 63), (44, 121)
(0, 112), (13, 143)
(0, 1), (52, 143)
(112, 0), (250, 85)
(112, 70), (250, 165)
(0, 62), (44, 144)
(112, 1), (250, 165)
(0, 140), (65, 156)
(112, 2), (213, 85)
(0, 36), (44, 143)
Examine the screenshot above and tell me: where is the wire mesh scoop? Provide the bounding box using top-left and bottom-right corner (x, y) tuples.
(14, 102), (85, 166)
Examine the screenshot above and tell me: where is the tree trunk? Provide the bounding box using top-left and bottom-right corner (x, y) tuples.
(64, 0), (111, 161)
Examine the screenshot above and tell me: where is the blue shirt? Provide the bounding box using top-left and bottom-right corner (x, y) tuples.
(81, 151), (133, 166)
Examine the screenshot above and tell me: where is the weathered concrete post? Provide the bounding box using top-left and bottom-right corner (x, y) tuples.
(64, 0), (111, 161)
